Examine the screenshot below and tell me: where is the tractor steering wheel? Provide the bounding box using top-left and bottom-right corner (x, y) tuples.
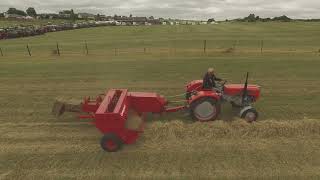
(218, 80), (227, 86)
(219, 80), (227, 92)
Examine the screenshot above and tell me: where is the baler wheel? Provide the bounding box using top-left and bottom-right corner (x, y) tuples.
(100, 133), (123, 152)
(190, 97), (220, 122)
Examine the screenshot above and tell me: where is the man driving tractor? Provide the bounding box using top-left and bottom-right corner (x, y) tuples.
(202, 67), (223, 89)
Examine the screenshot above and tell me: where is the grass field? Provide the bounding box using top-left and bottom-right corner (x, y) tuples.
(0, 22), (320, 179)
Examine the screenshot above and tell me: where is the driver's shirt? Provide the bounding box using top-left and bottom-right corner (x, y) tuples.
(202, 72), (222, 89)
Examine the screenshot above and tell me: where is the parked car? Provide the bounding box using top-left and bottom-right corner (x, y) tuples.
(0, 29), (7, 39)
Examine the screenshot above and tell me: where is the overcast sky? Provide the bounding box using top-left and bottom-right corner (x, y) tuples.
(0, 0), (320, 20)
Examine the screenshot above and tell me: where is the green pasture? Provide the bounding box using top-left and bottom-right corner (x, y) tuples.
(0, 22), (320, 179)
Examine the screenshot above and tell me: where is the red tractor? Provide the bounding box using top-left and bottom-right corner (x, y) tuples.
(53, 73), (260, 152)
(185, 72), (260, 122)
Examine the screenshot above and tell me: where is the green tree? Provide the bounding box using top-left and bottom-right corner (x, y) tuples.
(26, 7), (37, 17)
(7, 8), (26, 16)
(244, 14), (256, 22)
(96, 14), (101, 21)
(273, 15), (291, 22)
(207, 18), (215, 23)
(70, 9), (76, 22)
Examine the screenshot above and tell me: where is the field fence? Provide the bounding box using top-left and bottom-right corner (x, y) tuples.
(0, 39), (319, 57)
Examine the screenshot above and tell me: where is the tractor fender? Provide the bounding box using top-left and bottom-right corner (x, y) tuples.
(239, 106), (253, 117)
(188, 91), (220, 105)
(185, 80), (203, 93)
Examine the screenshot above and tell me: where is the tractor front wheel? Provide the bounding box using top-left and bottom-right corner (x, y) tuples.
(241, 108), (258, 123)
(100, 133), (123, 152)
(190, 97), (220, 122)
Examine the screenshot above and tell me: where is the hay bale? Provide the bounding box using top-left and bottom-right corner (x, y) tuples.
(125, 110), (143, 131)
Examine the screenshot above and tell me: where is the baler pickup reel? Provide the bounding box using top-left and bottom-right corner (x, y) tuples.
(52, 99), (82, 117)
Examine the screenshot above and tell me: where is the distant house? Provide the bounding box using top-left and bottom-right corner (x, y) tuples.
(99, 15), (107, 21)
(78, 13), (95, 20)
(180, 21), (187, 25)
(147, 19), (161, 25)
(59, 10), (72, 18)
(105, 16), (114, 21)
(25, 16), (34, 20)
(38, 13), (59, 19)
(209, 21), (218, 25)
(4, 13), (24, 19)
(114, 16), (148, 25)
(133, 17), (148, 25)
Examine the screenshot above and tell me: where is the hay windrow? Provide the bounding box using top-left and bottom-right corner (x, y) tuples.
(142, 119), (320, 144)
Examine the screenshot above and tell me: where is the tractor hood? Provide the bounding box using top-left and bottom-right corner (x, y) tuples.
(224, 84), (261, 100)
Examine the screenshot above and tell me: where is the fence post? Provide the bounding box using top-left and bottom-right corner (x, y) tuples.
(142, 40), (146, 54)
(27, 44), (31, 56)
(0, 47), (3, 56)
(233, 40), (238, 50)
(174, 40), (176, 56)
(260, 40), (264, 54)
(203, 40), (207, 54)
(56, 42), (60, 56)
(85, 41), (88, 55)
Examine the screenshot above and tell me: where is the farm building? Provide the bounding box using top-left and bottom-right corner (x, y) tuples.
(58, 10), (72, 19)
(4, 13), (24, 19)
(78, 13), (95, 20)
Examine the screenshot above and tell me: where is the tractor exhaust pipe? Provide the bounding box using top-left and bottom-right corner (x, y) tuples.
(241, 72), (249, 106)
(52, 99), (82, 117)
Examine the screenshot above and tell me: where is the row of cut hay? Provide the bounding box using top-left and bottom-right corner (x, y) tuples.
(142, 118), (320, 143)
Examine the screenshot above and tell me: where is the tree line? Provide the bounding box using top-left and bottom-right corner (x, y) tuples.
(4, 7), (37, 17)
(208, 14), (320, 23)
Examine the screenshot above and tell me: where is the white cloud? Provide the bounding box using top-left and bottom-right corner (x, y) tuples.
(0, 0), (319, 20)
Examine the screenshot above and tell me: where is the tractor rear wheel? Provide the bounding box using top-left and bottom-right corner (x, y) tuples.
(100, 133), (123, 152)
(241, 108), (258, 123)
(190, 97), (220, 122)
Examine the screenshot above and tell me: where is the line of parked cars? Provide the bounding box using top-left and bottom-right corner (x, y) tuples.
(0, 21), (118, 40)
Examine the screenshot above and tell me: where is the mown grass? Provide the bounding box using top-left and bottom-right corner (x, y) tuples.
(0, 22), (320, 179)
